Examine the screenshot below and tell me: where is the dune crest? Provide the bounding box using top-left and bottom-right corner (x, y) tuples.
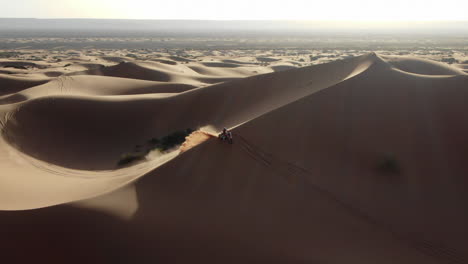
(381, 55), (467, 75)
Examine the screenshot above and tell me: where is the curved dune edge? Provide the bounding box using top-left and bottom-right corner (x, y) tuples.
(14, 75), (197, 97)
(0, 75), (51, 96)
(380, 55), (467, 76)
(0, 126), (215, 211)
(68, 60), (265, 86)
(0, 135), (181, 210)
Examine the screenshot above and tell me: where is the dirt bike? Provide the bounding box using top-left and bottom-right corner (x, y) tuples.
(218, 132), (233, 144)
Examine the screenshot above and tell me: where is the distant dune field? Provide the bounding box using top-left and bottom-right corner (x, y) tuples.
(1, 49), (468, 264)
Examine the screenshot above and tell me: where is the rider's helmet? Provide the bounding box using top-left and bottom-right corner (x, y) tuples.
(223, 127), (227, 133)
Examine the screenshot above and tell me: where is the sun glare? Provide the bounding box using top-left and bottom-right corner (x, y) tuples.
(2, 0), (468, 20)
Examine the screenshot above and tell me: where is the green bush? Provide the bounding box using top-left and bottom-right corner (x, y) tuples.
(441, 57), (457, 64)
(126, 53), (138, 59)
(117, 152), (146, 166)
(3, 65), (27, 70)
(118, 128), (194, 166)
(156, 128), (194, 151)
(0, 52), (21, 58)
(148, 137), (160, 145)
(377, 154), (400, 174)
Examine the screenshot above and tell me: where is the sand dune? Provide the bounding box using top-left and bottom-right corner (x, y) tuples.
(188, 64), (271, 77)
(381, 55), (466, 75)
(1, 53), (467, 263)
(0, 75), (50, 95)
(201, 62), (242, 68)
(71, 61), (174, 82)
(222, 59), (257, 65)
(0, 61), (48, 69)
(455, 64), (468, 74)
(21, 75), (196, 97)
(70, 61), (253, 85)
(101, 56), (128, 63)
(270, 64), (298, 72)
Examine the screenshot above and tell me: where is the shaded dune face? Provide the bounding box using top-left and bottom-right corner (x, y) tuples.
(381, 55), (467, 75)
(2, 97), (165, 170)
(0, 76), (50, 96)
(68, 61), (253, 85)
(0, 93), (28, 105)
(201, 62), (242, 68)
(43, 71), (64, 77)
(70, 61), (173, 82)
(133, 56), (468, 263)
(229, 62), (468, 263)
(18, 75), (198, 97)
(2, 53), (468, 263)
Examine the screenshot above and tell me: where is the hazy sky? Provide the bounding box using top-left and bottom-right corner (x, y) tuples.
(2, 0), (468, 20)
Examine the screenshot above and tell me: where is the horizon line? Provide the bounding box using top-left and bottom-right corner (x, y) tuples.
(2, 18), (468, 22)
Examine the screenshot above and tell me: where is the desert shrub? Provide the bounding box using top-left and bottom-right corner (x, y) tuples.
(134, 144), (143, 149)
(146, 128), (195, 151)
(377, 154), (400, 174)
(256, 57), (280, 62)
(29, 56), (43, 61)
(157, 128), (194, 151)
(0, 52), (21, 58)
(3, 65), (27, 70)
(118, 128), (194, 166)
(126, 53), (138, 59)
(64, 63), (72, 67)
(117, 152), (146, 166)
(441, 57), (458, 64)
(309, 55), (324, 61)
(148, 137), (160, 145)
